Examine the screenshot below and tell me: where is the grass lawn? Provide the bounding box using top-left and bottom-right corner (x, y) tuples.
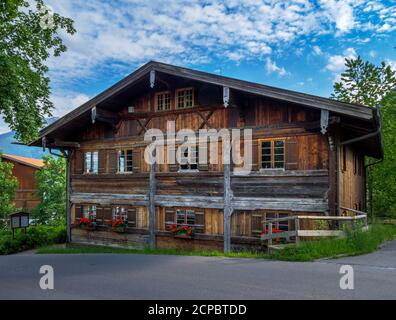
(37, 223), (396, 262)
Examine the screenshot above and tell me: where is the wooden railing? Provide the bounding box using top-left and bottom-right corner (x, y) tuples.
(261, 208), (368, 247)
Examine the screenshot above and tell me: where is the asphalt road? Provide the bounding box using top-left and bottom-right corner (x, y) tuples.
(1, 241), (396, 300)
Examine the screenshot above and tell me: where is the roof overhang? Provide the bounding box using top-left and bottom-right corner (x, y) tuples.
(29, 61), (382, 158)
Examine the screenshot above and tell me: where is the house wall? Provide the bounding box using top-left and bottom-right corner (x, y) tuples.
(2, 159), (41, 210)
(68, 85), (333, 250)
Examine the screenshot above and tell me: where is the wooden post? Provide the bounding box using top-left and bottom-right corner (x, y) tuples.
(65, 150), (72, 243)
(223, 163), (232, 254)
(295, 217), (300, 245)
(267, 222), (273, 253)
(148, 162), (157, 249)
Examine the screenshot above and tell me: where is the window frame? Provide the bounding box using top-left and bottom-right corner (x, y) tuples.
(84, 151), (99, 174)
(258, 138), (286, 170)
(117, 149), (133, 174)
(178, 145), (199, 172)
(175, 87), (194, 109)
(155, 91), (171, 112)
(82, 205), (97, 220)
(112, 206), (128, 221)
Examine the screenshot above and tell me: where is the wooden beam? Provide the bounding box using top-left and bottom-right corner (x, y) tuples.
(64, 150), (73, 243)
(148, 163), (157, 249)
(223, 159), (233, 253)
(197, 109), (214, 130)
(54, 139), (80, 148)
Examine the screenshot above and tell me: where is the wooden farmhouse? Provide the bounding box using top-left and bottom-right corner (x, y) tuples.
(0, 154), (44, 210)
(29, 61), (383, 252)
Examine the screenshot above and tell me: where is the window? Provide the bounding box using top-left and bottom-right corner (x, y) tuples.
(176, 88), (194, 109)
(259, 140), (285, 169)
(167, 209), (204, 233)
(113, 207), (127, 221)
(85, 151), (98, 174)
(118, 150), (133, 173)
(176, 210), (195, 226)
(83, 205), (97, 220)
(156, 91), (171, 111)
(251, 212), (289, 237)
(179, 146), (198, 171)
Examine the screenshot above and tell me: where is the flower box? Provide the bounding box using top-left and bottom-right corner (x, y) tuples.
(170, 224), (195, 239)
(78, 218), (96, 231)
(111, 219), (128, 233)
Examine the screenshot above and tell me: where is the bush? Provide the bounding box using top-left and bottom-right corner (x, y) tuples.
(0, 225), (66, 255)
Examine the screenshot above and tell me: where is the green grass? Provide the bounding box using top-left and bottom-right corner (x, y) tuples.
(37, 224), (396, 262)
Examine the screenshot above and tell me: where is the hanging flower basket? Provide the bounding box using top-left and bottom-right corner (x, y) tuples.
(79, 218), (96, 231)
(170, 224), (195, 239)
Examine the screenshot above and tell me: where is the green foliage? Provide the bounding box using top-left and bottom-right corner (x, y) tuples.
(0, 0), (75, 143)
(269, 224), (396, 261)
(0, 154), (18, 219)
(332, 56), (396, 107)
(0, 225), (66, 255)
(37, 224), (396, 261)
(370, 92), (396, 217)
(32, 155), (66, 224)
(331, 57), (396, 218)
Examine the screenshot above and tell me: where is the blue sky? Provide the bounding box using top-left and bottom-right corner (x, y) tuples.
(1, 0), (396, 133)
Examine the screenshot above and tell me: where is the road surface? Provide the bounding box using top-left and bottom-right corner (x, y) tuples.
(1, 241), (396, 300)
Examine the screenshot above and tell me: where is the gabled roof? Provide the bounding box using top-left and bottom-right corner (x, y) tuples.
(34, 61), (376, 138)
(1, 154), (44, 169)
(29, 61), (382, 158)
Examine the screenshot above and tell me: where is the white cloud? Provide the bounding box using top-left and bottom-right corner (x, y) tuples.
(386, 60), (396, 72)
(313, 45), (322, 55)
(50, 92), (91, 118)
(319, 0), (355, 34)
(265, 58), (288, 77)
(325, 47), (357, 73)
(41, 0), (396, 84)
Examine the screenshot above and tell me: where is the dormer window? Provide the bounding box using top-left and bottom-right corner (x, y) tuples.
(155, 91), (171, 111)
(176, 88), (194, 109)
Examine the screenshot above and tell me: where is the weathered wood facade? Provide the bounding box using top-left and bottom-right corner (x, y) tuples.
(1, 154), (44, 210)
(29, 61), (383, 251)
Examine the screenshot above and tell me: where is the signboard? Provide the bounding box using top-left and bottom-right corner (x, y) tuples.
(9, 212), (30, 238)
(21, 216), (29, 228)
(12, 216), (20, 228)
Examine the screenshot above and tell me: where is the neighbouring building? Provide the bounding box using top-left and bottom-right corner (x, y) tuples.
(1, 154), (44, 210)
(28, 61), (383, 251)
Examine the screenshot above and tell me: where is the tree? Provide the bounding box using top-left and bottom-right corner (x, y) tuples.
(369, 92), (396, 217)
(0, 154), (19, 220)
(0, 0), (75, 143)
(33, 156), (66, 225)
(332, 56), (396, 107)
(332, 57), (396, 218)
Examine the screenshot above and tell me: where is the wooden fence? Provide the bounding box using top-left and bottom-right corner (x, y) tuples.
(261, 207), (368, 248)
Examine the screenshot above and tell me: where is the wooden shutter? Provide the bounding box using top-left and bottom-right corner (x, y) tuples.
(127, 208), (137, 228)
(252, 140), (259, 171)
(198, 144), (209, 171)
(96, 207), (105, 226)
(75, 205), (83, 221)
(101, 207), (111, 221)
(108, 150), (117, 174)
(74, 151), (84, 174)
(132, 149), (141, 173)
(285, 138), (298, 170)
(165, 208), (175, 230)
(98, 150), (107, 174)
(251, 213), (263, 237)
(194, 210), (205, 234)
